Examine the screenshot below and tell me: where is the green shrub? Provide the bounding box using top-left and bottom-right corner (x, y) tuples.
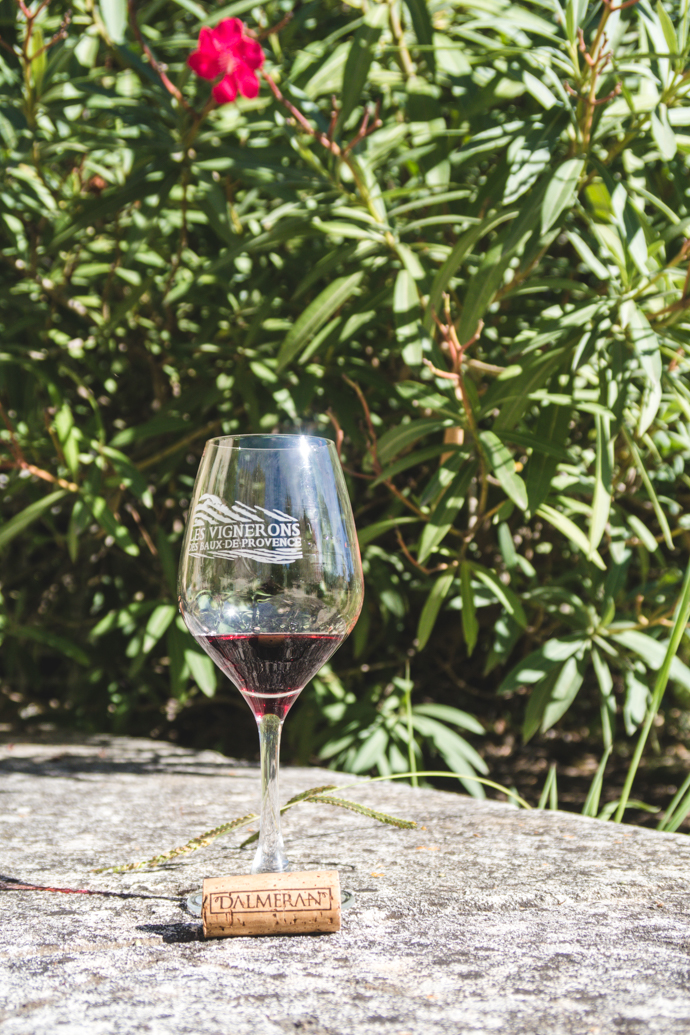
(1, 0), (690, 807)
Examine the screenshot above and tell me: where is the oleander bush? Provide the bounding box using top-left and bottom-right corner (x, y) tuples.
(2, 0), (690, 818)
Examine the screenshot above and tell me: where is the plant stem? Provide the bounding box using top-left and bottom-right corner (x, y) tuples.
(613, 558), (690, 823)
(404, 659), (418, 787)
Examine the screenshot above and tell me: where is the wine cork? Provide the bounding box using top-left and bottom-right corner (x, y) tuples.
(202, 870), (341, 938)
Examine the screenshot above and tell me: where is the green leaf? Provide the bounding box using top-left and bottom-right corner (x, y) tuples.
(403, 0), (435, 70)
(276, 271), (364, 371)
(456, 191), (546, 345)
(581, 746), (612, 818)
(541, 158), (585, 234)
(371, 444), (460, 489)
(417, 569), (455, 650)
(418, 461), (477, 563)
(651, 104), (677, 161)
(565, 230), (610, 280)
(28, 27), (46, 93)
(565, 0), (589, 44)
(504, 121), (560, 205)
(100, 0), (128, 43)
(357, 516), (421, 548)
(467, 562), (527, 628)
(523, 654), (585, 742)
(627, 514), (659, 553)
(142, 604), (176, 653)
(109, 416), (188, 448)
(621, 303), (661, 435)
(12, 625), (89, 666)
(656, 0), (678, 52)
(350, 726), (389, 771)
(412, 702), (484, 735)
(304, 42), (349, 98)
(621, 428), (673, 549)
(591, 647), (613, 699)
(0, 490), (69, 551)
(499, 636), (585, 694)
(589, 414), (614, 554)
(614, 560), (690, 822)
(339, 6), (387, 130)
(609, 630), (690, 691)
(525, 403), (570, 513)
(537, 504), (606, 570)
(478, 430), (527, 510)
(100, 446), (153, 507)
(485, 346), (567, 433)
(460, 561), (478, 656)
(657, 771), (690, 833)
(424, 211), (517, 330)
(419, 449), (467, 507)
(433, 32), (471, 76)
(394, 267), (424, 363)
(85, 495), (140, 556)
(376, 417), (450, 466)
(624, 667), (650, 735)
(537, 762), (558, 809)
(186, 649), (217, 697)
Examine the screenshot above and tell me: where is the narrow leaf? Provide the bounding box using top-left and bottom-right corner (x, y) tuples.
(12, 625), (89, 666)
(460, 561), (478, 656)
(338, 8), (386, 129)
(525, 403), (570, 513)
(357, 516), (421, 548)
(0, 490), (69, 551)
(277, 271), (364, 370)
(541, 158), (584, 234)
(377, 418), (449, 466)
(537, 503), (606, 570)
(621, 427), (673, 549)
(100, 0), (127, 43)
(589, 413), (614, 553)
(418, 461), (477, 563)
(581, 747), (612, 818)
(499, 636), (585, 694)
(186, 650), (218, 697)
(479, 430), (527, 510)
(85, 495), (140, 556)
(468, 562), (528, 628)
(424, 211), (517, 330)
(142, 604), (176, 653)
(417, 569), (455, 650)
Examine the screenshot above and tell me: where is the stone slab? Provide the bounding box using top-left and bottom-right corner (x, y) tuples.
(1, 736), (690, 1035)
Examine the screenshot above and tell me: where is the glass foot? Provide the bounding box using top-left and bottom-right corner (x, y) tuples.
(341, 889), (355, 910)
(186, 891), (203, 917)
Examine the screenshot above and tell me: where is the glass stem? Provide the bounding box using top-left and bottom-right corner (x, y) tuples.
(252, 713), (290, 873)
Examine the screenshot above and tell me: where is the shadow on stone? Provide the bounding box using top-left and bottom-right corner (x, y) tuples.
(136, 922), (204, 943)
(0, 752), (254, 780)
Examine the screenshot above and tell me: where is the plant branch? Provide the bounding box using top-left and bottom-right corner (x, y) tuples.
(127, 0), (192, 111)
(0, 401), (78, 491)
(343, 375), (425, 518)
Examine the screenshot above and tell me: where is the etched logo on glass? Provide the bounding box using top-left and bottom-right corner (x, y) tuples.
(188, 494), (303, 563)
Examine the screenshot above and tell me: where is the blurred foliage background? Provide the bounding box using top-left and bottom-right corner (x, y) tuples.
(2, 0), (690, 824)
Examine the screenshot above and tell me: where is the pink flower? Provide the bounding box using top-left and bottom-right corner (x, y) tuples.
(188, 19), (264, 105)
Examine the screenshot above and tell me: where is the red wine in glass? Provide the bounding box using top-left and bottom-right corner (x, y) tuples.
(198, 632), (345, 719)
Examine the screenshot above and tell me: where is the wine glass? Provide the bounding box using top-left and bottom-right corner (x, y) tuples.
(178, 434), (364, 884)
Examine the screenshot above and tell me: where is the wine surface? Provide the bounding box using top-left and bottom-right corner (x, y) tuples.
(198, 633), (344, 719)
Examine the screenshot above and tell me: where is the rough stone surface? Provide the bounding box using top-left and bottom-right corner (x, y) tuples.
(2, 737), (690, 1034)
